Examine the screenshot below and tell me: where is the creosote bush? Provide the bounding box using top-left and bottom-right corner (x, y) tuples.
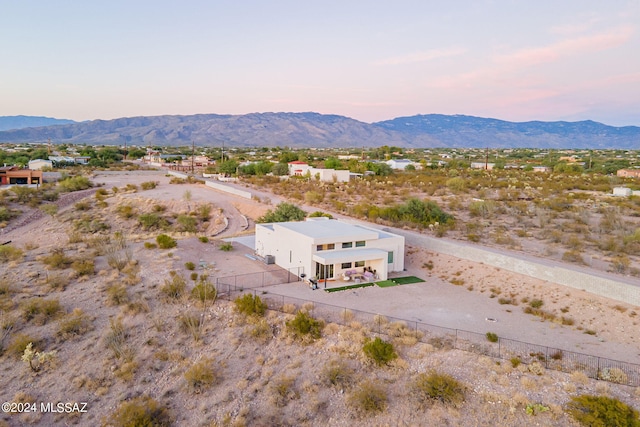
(321, 359), (355, 389)
(411, 371), (466, 408)
(285, 310), (323, 343)
(107, 395), (173, 427)
(190, 279), (217, 304)
(156, 234), (177, 249)
(21, 297), (63, 325)
(486, 332), (499, 343)
(57, 308), (92, 340)
(362, 337), (397, 366)
(0, 245), (24, 263)
(184, 358), (217, 392)
(347, 380), (388, 416)
(161, 271), (186, 300)
(566, 394), (640, 427)
(234, 293), (267, 317)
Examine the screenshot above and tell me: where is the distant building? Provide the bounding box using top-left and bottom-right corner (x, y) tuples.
(386, 159), (416, 170)
(613, 187), (632, 197)
(287, 161), (350, 182)
(470, 162), (495, 170)
(0, 166), (43, 186)
(28, 159), (53, 170)
(532, 166), (551, 173)
(617, 169), (640, 178)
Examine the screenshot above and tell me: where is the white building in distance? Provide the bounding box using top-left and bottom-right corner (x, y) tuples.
(255, 218), (405, 285)
(287, 161), (350, 182)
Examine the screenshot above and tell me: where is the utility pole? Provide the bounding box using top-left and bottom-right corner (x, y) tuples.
(191, 140), (195, 173)
(485, 147), (489, 170)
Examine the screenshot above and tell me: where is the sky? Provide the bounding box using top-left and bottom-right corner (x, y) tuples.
(1, 0), (639, 126)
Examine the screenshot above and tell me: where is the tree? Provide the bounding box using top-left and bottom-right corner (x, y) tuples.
(257, 203), (306, 223)
(218, 159), (239, 175)
(271, 163), (289, 176)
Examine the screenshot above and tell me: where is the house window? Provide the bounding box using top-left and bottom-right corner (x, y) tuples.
(355, 261), (365, 267)
(317, 245), (323, 251)
(355, 241), (366, 247)
(342, 242), (352, 248)
(341, 262), (352, 269)
(388, 251), (394, 263)
(327, 243), (335, 250)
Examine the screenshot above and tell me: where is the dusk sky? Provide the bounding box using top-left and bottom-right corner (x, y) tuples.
(1, 0), (639, 126)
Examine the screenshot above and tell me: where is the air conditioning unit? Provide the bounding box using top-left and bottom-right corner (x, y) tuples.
(264, 255), (275, 265)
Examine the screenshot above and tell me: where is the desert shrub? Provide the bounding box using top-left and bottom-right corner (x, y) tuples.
(46, 273), (70, 291)
(599, 367), (629, 384)
(140, 181), (158, 190)
(510, 357), (522, 368)
(57, 308), (92, 339)
(363, 337), (397, 366)
(0, 245), (24, 263)
(40, 204), (58, 216)
(176, 214), (197, 233)
(321, 359), (355, 388)
(562, 249), (585, 264)
(178, 312), (203, 342)
(196, 204), (212, 221)
(234, 294), (267, 317)
(102, 232), (133, 271)
(269, 376), (299, 408)
(71, 258), (95, 276)
(107, 283), (129, 306)
(138, 213), (166, 230)
(347, 380), (388, 416)
(104, 318), (130, 360)
(124, 183), (138, 192)
(248, 318), (272, 343)
(411, 371), (466, 408)
(108, 395), (173, 427)
(184, 261), (196, 270)
(116, 204), (136, 219)
(42, 248), (73, 269)
(190, 272), (198, 281)
(144, 242), (157, 249)
(58, 175), (93, 192)
(190, 279), (217, 304)
(21, 297), (63, 324)
(486, 332), (499, 343)
(0, 206), (20, 222)
(184, 358), (217, 391)
(198, 236), (209, 243)
(566, 394), (640, 427)
(156, 234), (177, 249)
(74, 200), (91, 211)
(161, 272), (186, 300)
(529, 299), (544, 309)
(286, 310), (323, 343)
(219, 242), (233, 251)
(7, 333), (41, 359)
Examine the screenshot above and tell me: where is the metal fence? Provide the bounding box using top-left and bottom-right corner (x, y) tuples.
(214, 274), (640, 387)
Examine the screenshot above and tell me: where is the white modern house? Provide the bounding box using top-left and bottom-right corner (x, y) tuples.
(287, 161), (350, 183)
(386, 159), (416, 170)
(255, 218), (404, 285)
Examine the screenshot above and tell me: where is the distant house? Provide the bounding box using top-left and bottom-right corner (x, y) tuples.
(470, 162), (495, 170)
(386, 159), (414, 170)
(0, 166), (43, 186)
(28, 159), (53, 170)
(532, 166), (551, 173)
(287, 161), (350, 182)
(613, 187), (632, 197)
(255, 218), (405, 284)
(617, 169), (640, 178)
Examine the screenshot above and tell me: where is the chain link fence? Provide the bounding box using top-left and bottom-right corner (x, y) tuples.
(214, 272), (640, 387)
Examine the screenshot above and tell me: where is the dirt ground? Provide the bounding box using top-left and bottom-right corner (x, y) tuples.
(0, 170), (638, 426)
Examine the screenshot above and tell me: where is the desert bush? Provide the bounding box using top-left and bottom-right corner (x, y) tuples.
(116, 204), (136, 219)
(107, 395), (173, 427)
(562, 249), (585, 264)
(286, 310), (323, 343)
(7, 333), (41, 359)
(138, 213), (168, 230)
(566, 394), (640, 427)
(57, 308), (92, 339)
(179, 313), (203, 342)
(219, 242), (233, 251)
(144, 242), (157, 249)
(140, 181), (158, 190)
(529, 299), (544, 309)
(21, 297), (63, 324)
(599, 367), (629, 384)
(411, 371), (466, 408)
(363, 337), (397, 366)
(321, 359), (355, 388)
(176, 214), (198, 233)
(234, 294), (267, 317)
(46, 273), (70, 291)
(103, 232), (133, 271)
(156, 234), (177, 249)
(74, 200), (91, 211)
(347, 380), (388, 416)
(58, 176), (93, 192)
(71, 258), (95, 276)
(184, 358), (217, 391)
(191, 279), (217, 304)
(0, 245), (24, 263)
(42, 248), (73, 269)
(198, 236), (209, 243)
(40, 204), (58, 216)
(510, 357), (522, 368)
(0, 206), (20, 222)
(104, 318), (130, 360)
(161, 271), (186, 300)
(107, 283), (129, 306)
(196, 204), (212, 221)
(486, 332), (499, 343)
(185, 261), (196, 270)
(124, 183), (138, 192)
(270, 376), (299, 408)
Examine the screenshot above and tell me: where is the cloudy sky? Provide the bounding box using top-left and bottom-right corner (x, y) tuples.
(1, 0), (639, 125)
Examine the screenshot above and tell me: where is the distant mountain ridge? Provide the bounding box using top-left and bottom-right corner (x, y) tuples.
(0, 112), (638, 149)
(0, 115), (76, 131)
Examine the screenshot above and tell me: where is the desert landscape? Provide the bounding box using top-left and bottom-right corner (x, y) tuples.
(0, 170), (638, 426)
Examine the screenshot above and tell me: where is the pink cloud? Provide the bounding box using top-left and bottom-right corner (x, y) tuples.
(374, 47), (467, 66)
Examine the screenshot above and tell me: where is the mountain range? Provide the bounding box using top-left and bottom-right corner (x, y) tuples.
(0, 113), (638, 149)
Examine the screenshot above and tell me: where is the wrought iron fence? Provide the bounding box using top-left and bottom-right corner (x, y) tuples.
(214, 275), (640, 387)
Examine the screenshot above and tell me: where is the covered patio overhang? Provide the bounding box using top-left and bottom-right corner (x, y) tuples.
(312, 248), (389, 281)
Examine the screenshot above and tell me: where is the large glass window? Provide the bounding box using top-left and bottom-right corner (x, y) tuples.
(355, 241), (366, 247)
(342, 242), (352, 248)
(355, 261), (365, 267)
(327, 244), (335, 250)
(387, 251), (394, 263)
(317, 245), (323, 251)
(341, 262), (352, 269)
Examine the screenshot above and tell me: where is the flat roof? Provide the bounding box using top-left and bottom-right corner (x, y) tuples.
(312, 248), (389, 264)
(273, 220), (378, 242)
